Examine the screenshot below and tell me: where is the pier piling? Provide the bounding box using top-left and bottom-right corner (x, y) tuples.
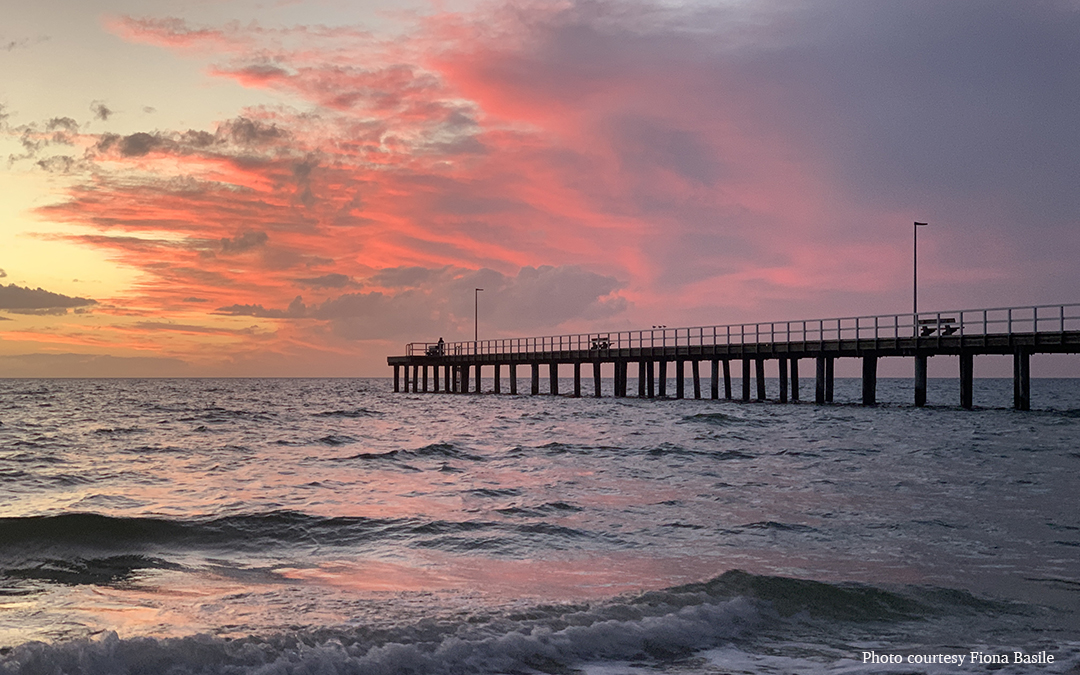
(862, 355), (877, 406)
(960, 352), (974, 409)
(779, 358), (788, 404)
(1013, 349), (1030, 410)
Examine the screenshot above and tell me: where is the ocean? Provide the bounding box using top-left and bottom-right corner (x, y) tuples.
(1, 376), (1078, 674)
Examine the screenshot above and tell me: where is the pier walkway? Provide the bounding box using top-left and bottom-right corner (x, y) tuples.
(387, 303), (1080, 410)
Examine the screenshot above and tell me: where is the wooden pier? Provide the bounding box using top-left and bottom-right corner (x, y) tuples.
(387, 304), (1080, 410)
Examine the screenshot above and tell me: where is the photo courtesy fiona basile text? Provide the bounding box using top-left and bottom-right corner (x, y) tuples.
(862, 651), (1055, 666)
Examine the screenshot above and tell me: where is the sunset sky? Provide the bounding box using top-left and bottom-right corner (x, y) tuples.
(2, 0), (1078, 377)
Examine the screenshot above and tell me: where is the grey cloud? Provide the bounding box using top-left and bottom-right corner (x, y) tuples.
(0, 283), (97, 310)
(45, 117), (79, 133)
(368, 266), (445, 288)
(6, 307), (71, 316)
(217, 117), (287, 146)
(119, 132), (161, 157)
(220, 231), (269, 254)
(216, 296), (307, 318)
(37, 155), (80, 173)
(90, 101), (113, 121)
(2, 35), (48, 52)
(0, 269), (6, 277)
(143, 106), (157, 114)
(294, 273), (355, 289)
(209, 265), (627, 340)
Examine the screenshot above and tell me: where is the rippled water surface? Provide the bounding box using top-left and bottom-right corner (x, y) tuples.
(1, 377), (1078, 674)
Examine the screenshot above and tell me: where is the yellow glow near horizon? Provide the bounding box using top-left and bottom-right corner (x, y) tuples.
(0, 170), (140, 301)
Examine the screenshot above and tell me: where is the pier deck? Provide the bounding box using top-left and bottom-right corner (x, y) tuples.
(387, 303), (1080, 409)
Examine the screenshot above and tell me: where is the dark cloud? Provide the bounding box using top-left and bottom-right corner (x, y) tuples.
(143, 106), (157, 114)
(220, 231), (269, 254)
(2, 35), (48, 52)
(183, 296), (209, 302)
(118, 132), (161, 157)
(90, 101), (113, 121)
(294, 273), (355, 289)
(45, 117), (79, 133)
(217, 117), (287, 146)
(0, 283), (97, 310)
(36, 155), (80, 173)
(0, 269), (6, 277)
(216, 295), (306, 318)
(5, 307), (72, 316)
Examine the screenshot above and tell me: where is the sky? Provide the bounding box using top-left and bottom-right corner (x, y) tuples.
(1, 0), (1079, 377)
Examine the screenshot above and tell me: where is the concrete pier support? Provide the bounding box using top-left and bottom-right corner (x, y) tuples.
(862, 355), (877, 406)
(412, 365), (419, 393)
(658, 360), (668, 397)
(778, 358), (788, 403)
(550, 362), (559, 396)
(531, 363), (540, 395)
(755, 358), (766, 401)
(724, 360), (732, 399)
(616, 362), (628, 397)
(742, 358), (751, 401)
(914, 354), (927, 407)
(510, 364), (517, 395)
(422, 366), (428, 392)
(461, 364), (470, 393)
(1013, 349), (1030, 411)
(960, 352), (974, 409)
(475, 363), (482, 393)
(639, 361), (647, 397)
(816, 357), (826, 404)
(646, 361), (655, 398)
(493, 364), (500, 394)
(710, 360), (719, 399)
(825, 358), (835, 403)
(433, 366), (440, 393)
(692, 360), (701, 399)
(573, 363), (581, 397)
(393, 365), (400, 392)
(790, 359), (799, 402)
(593, 361), (602, 397)
(675, 360), (685, 399)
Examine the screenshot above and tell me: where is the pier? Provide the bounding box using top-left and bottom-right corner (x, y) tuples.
(387, 303), (1080, 410)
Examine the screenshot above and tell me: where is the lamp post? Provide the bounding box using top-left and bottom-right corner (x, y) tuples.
(913, 222), (928, 316)
(474, 288), (483, 345)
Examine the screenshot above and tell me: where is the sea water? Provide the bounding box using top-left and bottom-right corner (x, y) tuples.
(0, 377), (1078, 674)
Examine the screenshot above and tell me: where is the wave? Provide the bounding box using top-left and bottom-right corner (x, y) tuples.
(0, 571), (1035, 675)
(334, 442), (485, 463)
(0, 511), (600, 568)
(313, 408), (382, 418)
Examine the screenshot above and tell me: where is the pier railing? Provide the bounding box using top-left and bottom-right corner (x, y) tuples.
(405, 303), (1080, 357)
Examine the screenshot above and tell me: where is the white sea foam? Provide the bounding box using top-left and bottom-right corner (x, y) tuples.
(1, 597), (763, 675)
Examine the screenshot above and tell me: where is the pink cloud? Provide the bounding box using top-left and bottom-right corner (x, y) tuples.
(6, 1), (1077, 374)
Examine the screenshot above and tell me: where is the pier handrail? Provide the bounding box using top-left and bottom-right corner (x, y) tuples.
(404, 302), (1080, 357)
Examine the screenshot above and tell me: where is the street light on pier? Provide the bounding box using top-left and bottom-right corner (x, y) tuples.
(474, 288), (484, 344)
(914, 222), (928, 316)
